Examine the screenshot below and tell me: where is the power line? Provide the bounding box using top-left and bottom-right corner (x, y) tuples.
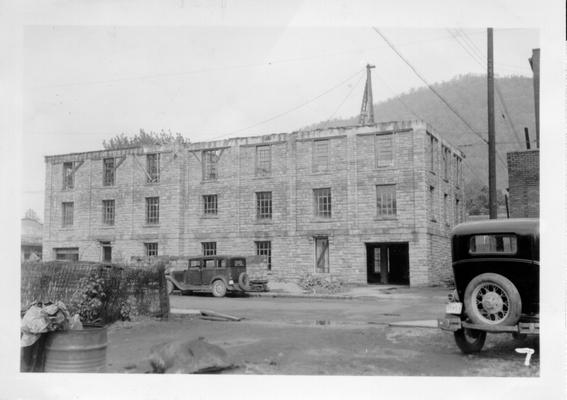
(211, 68), (366, 140)
(372, 27), (489, 146)
(322, 73), (366, 128)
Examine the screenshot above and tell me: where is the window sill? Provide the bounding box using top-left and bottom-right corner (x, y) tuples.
(375, 164), (394, 170)
(60, 226), (74, 230)
(100, 225), (115, 229)
(255, 219), (273, 224)
(253, 174), (272, 180)
(311, 217), (333, 222)
(201, 179), (219, 184)
(375, 216), (398, 221)
(201, 215), (219, 219)
(144, 182), (160, 186)
(143, 224), (160, 228)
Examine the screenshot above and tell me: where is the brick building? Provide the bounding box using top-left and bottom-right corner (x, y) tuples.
(507, 149), (539, 218)
(43, 121), (465, 286)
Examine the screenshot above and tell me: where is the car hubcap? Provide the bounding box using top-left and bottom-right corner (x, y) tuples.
(474, 283), (509, 322)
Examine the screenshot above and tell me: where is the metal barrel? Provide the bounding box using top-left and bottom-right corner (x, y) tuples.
(44, 327), (107, 373)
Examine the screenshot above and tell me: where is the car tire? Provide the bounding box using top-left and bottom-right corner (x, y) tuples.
(166, 279), (174, 295)
(464, 273), (522, 326)
(454, 328), (487, 354)
(238, 273), (249, 290)
(211, 280), (227, 298)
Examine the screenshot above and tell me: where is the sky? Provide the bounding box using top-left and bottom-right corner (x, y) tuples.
(22, 26), (538, 219)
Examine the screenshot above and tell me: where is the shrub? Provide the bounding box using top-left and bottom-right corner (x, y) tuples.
(297, 273), (343, 294)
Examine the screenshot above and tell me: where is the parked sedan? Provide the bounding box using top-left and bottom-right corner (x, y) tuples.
(166, 256), (250, 298)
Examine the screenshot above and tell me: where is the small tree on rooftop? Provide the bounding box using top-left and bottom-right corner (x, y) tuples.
(102, 129), (190, 150)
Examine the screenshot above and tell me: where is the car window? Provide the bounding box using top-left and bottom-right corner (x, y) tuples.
(205, 259), (216, 268)
(469, 234), (517, 255)
(219, 259), (226, 268)
(189, 260), (201, 268)
(232, 259), (245, 267)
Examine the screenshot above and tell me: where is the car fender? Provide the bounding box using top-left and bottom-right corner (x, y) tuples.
(208, 275), (229, 286)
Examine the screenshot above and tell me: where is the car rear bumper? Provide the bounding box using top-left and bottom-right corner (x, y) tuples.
(438, 315), (540, 334)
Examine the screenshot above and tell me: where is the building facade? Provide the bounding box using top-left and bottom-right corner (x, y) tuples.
(43, 121), (465, 286)
(507, 149), (539, 218)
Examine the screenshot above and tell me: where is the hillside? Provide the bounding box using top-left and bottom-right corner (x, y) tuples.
(303, 74), (536, 192)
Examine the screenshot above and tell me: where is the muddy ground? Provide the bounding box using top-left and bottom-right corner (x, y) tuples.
(105, 295), (539, 376)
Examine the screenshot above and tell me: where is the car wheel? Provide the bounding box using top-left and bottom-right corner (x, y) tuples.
(464, 273), (522, 326)
(238, 272), (249, 290)
(211, 280), (227, 298)
(166, 279), (174, 295)
(454, 328), (487, 354)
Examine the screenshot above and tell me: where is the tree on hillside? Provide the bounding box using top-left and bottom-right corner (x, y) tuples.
(103, 129), (190, 150)
(465, 182), (505, 216)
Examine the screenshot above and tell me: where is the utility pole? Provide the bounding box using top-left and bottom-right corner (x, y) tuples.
(529, 49), (540, 148)
(359, 64), (376, 125)
(487, 27), (497, 219)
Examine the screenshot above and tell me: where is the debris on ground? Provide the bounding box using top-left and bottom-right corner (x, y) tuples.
(200, 310), (243, 321)
(148, 338), (235, 374)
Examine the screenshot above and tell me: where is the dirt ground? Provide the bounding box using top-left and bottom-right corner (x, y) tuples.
(105, 295), (539, 376)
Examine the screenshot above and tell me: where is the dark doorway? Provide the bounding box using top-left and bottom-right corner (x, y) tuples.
(101, 242), (112, 262)
(366, 242), (409, 285)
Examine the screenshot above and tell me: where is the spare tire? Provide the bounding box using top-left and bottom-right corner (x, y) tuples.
(238, 272), (249, 290)
(464, 273), (522, 326)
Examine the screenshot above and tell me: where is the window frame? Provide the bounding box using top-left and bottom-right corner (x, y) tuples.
(256, 191), (273, 220)
(255, 240), (272, 271)
(202, 150), (220, 181)
(202, 242), (217, 256)
(376, 184), (397, 218)
(146, 153), (160, 184)
(145, 196), (160, 225)
(375, 133), (394, 167)
(62, 162), (74, 190)
(144, 242), (159, 257)
(255, 145), (272, 176)
(103, 157), (116, 186)
(203, 194), (218, 216)
(313, 188), (332, 218)
(62, 202), (74, 226)
(102, 199), (115, 226)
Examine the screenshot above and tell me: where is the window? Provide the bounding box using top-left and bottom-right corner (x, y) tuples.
(454, 156), (462, 187)
(256, 145), (271, 176)
(375, 133), (394, 167)
(376, 185), (397, 217)
(103, 158), (115, 186)
(145, 242), (158, 256)
(428, 134), (438, 173)
(202, 242), (217, 256)
(63, 162), (74, 190)
(102, 200), (115, 225)
(62, 202), (74, 226)
(255, 241), (272, 270)
(455, 198), (461, 225)
(312, 139), (329, 173)
(203, 150), (220, 180)
(443, 193), (448, 225)
(429, 186), (436, 222)
(314, 188), (332, 218)
(203, 195), (218, 215)
(55, 247), (79, 261)
(315, 237), (329, 273)
(146, 154), (160, 183)
(256, 192), (272, 220)
(145, 197), (159, 224)
(443, 147), (449, 180)
(469, 235), (517, 255)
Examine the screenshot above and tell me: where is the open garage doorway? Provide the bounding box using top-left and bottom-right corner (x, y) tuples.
(366, 242), (409, 285)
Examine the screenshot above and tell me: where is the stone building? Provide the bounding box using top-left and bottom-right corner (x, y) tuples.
(507, 149), (539, 218)
(43, 120), (465, 286)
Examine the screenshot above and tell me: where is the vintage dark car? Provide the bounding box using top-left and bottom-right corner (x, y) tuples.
(438, 218), (539, 353)
(165, 256), (250, 298)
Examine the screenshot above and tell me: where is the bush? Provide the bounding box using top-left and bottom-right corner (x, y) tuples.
(297, 273), (344, 294)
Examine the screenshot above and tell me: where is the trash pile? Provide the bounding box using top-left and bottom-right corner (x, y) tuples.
(20, 301), (83, 372)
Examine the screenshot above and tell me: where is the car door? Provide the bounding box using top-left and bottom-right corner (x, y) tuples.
(187, 259), (202, 286)
(201, 258), (217, 285)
